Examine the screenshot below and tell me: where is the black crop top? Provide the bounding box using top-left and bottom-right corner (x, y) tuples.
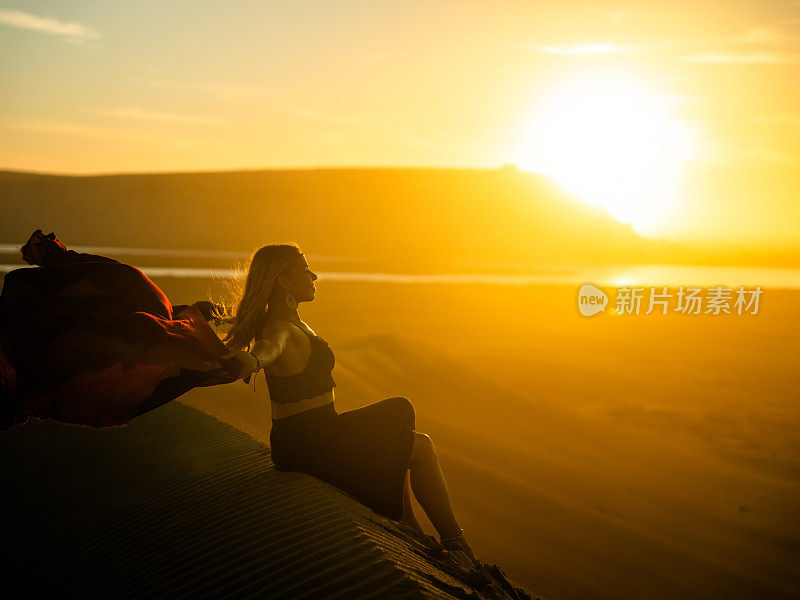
(263, 323), (336, 404)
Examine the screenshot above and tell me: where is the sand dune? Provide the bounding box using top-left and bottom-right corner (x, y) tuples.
(2, 267), (785, 600)
(2, 401), (535, 599)
(182, 326), (800, 600)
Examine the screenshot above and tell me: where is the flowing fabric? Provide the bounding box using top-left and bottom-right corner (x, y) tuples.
(0, 230), (240, 430)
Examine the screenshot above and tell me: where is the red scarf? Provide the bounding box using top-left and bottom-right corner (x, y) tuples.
(0, 230), (239, 429)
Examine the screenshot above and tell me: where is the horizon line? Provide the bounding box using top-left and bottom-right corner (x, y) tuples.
(0, 163), (530, 178)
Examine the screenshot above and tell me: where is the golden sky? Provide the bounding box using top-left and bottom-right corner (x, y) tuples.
(1, 1), (798, 248)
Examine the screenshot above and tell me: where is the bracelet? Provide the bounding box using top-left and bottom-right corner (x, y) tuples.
(249, 352), (262, 373)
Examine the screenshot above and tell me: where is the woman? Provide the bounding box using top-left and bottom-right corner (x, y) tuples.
(217, 242), (478, 564)
(0, 231), (477, 564)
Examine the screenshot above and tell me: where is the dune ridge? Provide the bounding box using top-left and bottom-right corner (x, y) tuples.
(2, 399), (535, 599)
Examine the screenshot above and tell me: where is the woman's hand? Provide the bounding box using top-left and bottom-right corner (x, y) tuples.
(220, 349), (258, 380)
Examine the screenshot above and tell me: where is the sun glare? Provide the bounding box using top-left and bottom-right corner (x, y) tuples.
(518, 72), (698, 235)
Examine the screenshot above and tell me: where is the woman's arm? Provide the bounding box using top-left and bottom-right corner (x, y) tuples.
(252, 320), (290, 368)
(221, 322), (290, 380)
(250, 337), (283, 369)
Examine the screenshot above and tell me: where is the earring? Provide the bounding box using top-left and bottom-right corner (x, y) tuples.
(285, 293), (298, 309)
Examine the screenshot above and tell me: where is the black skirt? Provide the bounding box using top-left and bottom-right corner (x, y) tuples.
(269, 397), (416, 521)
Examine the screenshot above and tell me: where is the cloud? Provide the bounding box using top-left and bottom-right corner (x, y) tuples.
(526, 38), (706, 57)
(284, 107), (375, 129)
(700, 136), (800, 167)
(363, 51), (405, 63)
(138, 78), (276, 103)
(680, 52), (798, 64)
(749, 113), (800, 128)
(88, 107), (227, 125)
(527, 24), (796, 63)
(0, 9), (98, 44)
(733, 26), (788, 45)
(727, 147), (799, 167)
(607, 10), (632, 23)
(4, 119), (161, 141)
(1, 119), (218, 151)
(283, 106), (448, 152)
(535, 43), (626, 55)
(677, 25), (796, 65)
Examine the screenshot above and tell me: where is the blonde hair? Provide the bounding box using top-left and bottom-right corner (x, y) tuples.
(212, 243), (303, 351)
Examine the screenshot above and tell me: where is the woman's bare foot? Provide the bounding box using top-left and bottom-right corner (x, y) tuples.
(440, 529), (478, 565)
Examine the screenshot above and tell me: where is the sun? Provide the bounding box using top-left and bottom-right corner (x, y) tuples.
(517, 72), (698, 235)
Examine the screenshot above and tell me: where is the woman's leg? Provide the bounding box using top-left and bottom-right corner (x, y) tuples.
(407, 431), (477, 562)
(400, 470), (424, 533)
(408, 431), (463, 539)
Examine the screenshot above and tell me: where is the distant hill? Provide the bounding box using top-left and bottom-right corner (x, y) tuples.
(0, 167), (734, 270)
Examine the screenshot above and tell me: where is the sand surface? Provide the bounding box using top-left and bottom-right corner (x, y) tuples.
(163, 277), (800, 600)
(4, 400), (538, 599)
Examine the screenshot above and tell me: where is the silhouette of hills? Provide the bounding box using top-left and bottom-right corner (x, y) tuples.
(0, 167), (702, 270)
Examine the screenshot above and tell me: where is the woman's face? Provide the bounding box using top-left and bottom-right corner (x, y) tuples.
(279, 255), (318, 302)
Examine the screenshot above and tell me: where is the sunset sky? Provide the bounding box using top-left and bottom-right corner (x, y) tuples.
(1, 1), (798, 248)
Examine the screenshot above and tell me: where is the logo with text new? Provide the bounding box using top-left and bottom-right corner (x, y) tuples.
(578, 283), (608, 317)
